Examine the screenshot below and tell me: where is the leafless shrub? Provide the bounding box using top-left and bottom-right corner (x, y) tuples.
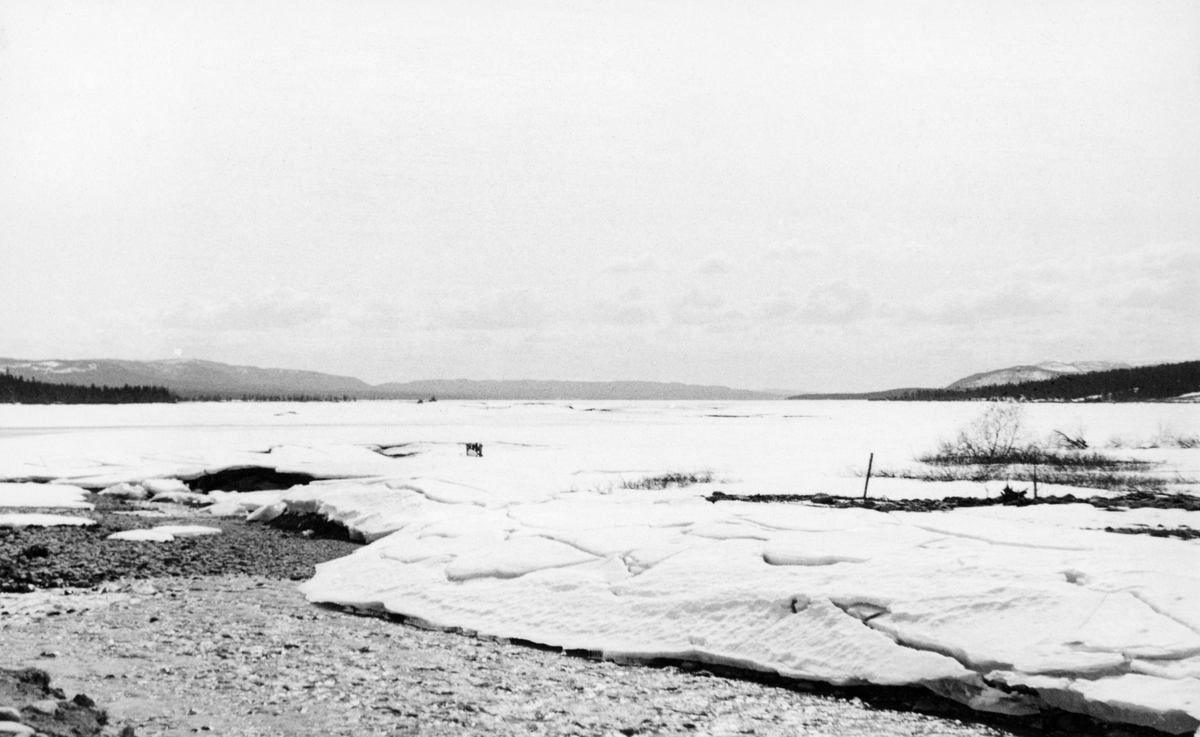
(885, 405), (1178, 493)
(621, 471), (715, 490)
(953, 404), (1027, 460)
(1150, 425), (1200, 449)
(1105, 425), (1200, 450)
(1052, 429), (1089, 450)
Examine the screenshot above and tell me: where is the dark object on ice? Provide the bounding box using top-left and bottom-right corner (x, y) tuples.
(862, 452), (874, 499)
(185, 467), (319, 492)
(268, 511), (357, 542)
(465, 443), (483, 457)
(998, 484), (1028, 505)
(1106, 525), (1200, 541)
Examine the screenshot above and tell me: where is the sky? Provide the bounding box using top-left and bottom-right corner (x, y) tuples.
(2, 0), (1198, 392)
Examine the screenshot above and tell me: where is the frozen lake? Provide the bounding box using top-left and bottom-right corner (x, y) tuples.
(2, 399), (1199, 732)
(1, 399), (1197, 497)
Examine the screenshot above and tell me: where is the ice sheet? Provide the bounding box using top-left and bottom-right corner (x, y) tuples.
(2, 400), (1198, 730)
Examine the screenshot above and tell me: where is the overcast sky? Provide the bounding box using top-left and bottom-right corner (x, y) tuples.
(2, 0), (1197, 392)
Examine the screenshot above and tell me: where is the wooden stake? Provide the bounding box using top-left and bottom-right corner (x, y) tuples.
(863, 452), (874, 499)
(1033, 467), (1038, 499)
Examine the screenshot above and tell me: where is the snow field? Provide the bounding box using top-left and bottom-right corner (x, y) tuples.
(1, 400), (1198, 731)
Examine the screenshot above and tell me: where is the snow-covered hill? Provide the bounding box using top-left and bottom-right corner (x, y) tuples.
(0, 358), (373, 397)
(946, 361), (1130, 390)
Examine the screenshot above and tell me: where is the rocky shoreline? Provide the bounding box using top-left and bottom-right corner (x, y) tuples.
(0, 499), (358, 593)
(0, 499), (1182, 737)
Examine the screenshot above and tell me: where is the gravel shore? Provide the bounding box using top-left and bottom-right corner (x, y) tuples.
(2, 575), (1036, 737)
(0, 500), (1165, 736)
(0, 500), (359, 593)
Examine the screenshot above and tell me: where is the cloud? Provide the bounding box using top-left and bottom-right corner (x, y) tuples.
(1114, 280), (1198, 315)
(1100, 241), (1200, 317)
(671, 307), (748, 329)
(676, 289), (725, 310)
(753, 283), (872, 325)
(605, 254), (661, 274)
(432, 290), (557, 331)
(696, 254), (733, 274)
(619, 285), (646, 302)
(577, 299), (656, 326)
(161, 290), (333, 332)
(908, 283), (1068, 325)
(762, 241), (814, 261)
(802, 282), (873, 324)
(345, 301), (406, 330)
(755, 297), (799, 321)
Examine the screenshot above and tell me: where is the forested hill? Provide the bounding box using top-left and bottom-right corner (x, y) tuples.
(0, 371), (177, 404)
(895, 360), (1200, 402)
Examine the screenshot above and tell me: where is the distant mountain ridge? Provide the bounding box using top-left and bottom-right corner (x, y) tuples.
(375, 378), (778, 401)
(945, 361), (1131, 390)
(0, 358), (778, 401)
(0, 358), (373, 398)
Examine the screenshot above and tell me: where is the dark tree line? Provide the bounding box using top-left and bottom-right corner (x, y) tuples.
(889, 361), (1200, 402)
(1, 371), (177, 404)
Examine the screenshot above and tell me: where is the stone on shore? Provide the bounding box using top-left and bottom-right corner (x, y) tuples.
(98, 483), (150, 501)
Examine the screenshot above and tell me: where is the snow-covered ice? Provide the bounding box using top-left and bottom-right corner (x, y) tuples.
(0, 482), (93, 508)
(1, 400), (1197, 731)
(205, 490), (286, 517)
(107, 529), (177, 542)
(106, 525), (222, 542)
(0, 513), (94, 528)
(152, 525), (222, 537)
(97, 482), (150, 500)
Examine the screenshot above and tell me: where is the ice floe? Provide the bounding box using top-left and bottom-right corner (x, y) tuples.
(106, 525), (222, 542)
(97, 482), (150, 500)
(107, 529), (177, 542)
(0, 513), (94, 528)
(0, 482), (93, 509)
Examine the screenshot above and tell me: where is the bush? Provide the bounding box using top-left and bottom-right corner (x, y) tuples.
(1106, 426), (1200, 450)
(1150, 425), (1200, 449)
(925, 404), (1029, 464)
(891, 405), (1178, 493)
(621, 472), (715, 490)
